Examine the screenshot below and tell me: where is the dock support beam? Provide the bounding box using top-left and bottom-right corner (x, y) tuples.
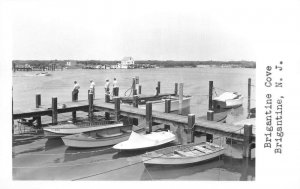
(133, 95), (139, 108)
(248, 78), (251, 117)
(72, 91), (78, 122)
(164, 99), (171, 130)
(187, 114), (195, 143)
(156, 81), (161, 95)
(88, 93), (94, 120)
(178, 83), (183, 115)
(243, 124), (253, 158)
(52, 97), (57, 125)
(146, 102), (152, 133)
(139, 85), (142, 94)
(114, 97), (120, 121)
(206, 110), (214, 142)
(209, 81), (213, 110)
(174, 83), (178, 96)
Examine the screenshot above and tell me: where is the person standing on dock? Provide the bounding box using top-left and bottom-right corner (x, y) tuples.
(104, 79), (110, 95)
(89, 80), (96, 99)
(72, 81), (80, 101)
(112, 78), (118, 96)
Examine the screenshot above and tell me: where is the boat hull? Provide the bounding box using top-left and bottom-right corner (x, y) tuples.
(213, 96), (243, 109)
(142, 142), (225, 165)
(62, 127), (145, 148)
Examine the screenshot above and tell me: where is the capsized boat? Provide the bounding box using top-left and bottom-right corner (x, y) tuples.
(43, 120), (123, 138)
(113, 130), (176, 150)
(213, 92), (243, 109)
(141, 142), (225, 165)
(62, 125), (145, 148)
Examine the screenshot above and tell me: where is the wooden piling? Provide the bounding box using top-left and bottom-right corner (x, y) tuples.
(174, 83), (178, 95)
(72, 91), (77, 122)
(178, 83), (183, 115)
(35, 94), (41, 108)
(133, 95), (139, 108)
(132, 77), (137, 95)
(52, 97), (57, 125)
(135, 76), (139, 84)
(156, 81), (161, 95)
(105, 94), (110, 103)
(206, 110), (214, 142)
(187, 114), (195, 143)
(164, 99), (171, 130)
(243, 124), (253, 158)
(88, 93), (93, 119)
(138, 85), (142, 94)
(209, 81), (213, 110)
(114, 97), (120, 121)
(146, 102), (152, 133)
(248, 78), (251, 116)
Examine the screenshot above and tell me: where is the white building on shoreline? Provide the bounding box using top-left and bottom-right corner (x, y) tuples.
(117, 57), (134, 69)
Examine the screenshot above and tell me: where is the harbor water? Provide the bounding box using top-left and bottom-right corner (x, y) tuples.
(12, 67), (255, 180)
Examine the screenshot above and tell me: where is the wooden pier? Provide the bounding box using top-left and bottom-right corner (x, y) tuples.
(12, 79), (255, 158)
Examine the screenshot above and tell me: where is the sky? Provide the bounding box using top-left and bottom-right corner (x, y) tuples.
(7, 0), (300, 61)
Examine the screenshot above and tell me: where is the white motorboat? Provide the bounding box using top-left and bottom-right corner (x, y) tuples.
(113, 130), (176, 150)
(213, 92), (243, 109)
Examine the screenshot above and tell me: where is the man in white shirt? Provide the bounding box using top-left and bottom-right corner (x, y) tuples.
(104, 79), (110, 94)
(72, 81), (80, 101)
(89, 80), (95, 99)
(112, 78), (118, 96)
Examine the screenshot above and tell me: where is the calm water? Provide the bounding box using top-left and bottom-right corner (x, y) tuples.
(12, 67), (255, 180)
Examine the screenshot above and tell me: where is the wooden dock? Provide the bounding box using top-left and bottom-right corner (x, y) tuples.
(12, 79), (255, 158)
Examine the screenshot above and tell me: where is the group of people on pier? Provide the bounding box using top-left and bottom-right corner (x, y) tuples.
(72, 78), (118, 101)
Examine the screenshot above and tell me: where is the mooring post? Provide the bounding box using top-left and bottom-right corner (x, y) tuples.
(88, 93), (94, 119)
(243, 124), (253, 158)
(248, 78), (251, 116)
(114, 97), (120, 121)
(164, 99), (171, 130)
(146, 102), (152, 133)
(178, 83), (184, 115)
(133, 95), (139, 108)
(132, 77), (137, 95)
(206, 110), (214, 142)
(138, 85), (142, 94)
(156, 81), (161, 95)
(209, 81), (213, 110)
(52, 97), (57, 125)
(36, 94), (41, 108)
(72, 91), (77, 122)
(174, 83), (178, 96)
(187, 114), (195, 143)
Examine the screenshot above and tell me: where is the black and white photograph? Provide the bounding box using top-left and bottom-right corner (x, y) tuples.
(0, 0), (299, 187)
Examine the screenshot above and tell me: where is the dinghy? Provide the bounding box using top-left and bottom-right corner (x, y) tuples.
(113, 130), (176, 150)
(43, 120), (123, 138)
(62, 126), (145, 148)
(213, 92), (243, 109)
(141, 142), (224, 165)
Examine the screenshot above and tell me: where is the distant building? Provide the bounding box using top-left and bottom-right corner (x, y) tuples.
(66, 60), (76, 66)
(117, 57), (134, 69)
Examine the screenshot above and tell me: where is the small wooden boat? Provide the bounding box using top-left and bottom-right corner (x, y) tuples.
(113, 130), (176, 150)
(213, 92), (243, 109)
(36, 72), (51, 76)
(141, 142), (225, 165)
(43, 120), (123, 138)
(62, 126), (145, 148)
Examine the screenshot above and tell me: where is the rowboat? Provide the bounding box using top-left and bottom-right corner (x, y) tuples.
(138, 96), (191, 113)
(36, 72), (51, 76)
(43, 120), (123, 138)
(141, 142), (225, 165)
(62, 126), (145, 148)
(113, 130), (176, 150)
(213, 92), (243, 109)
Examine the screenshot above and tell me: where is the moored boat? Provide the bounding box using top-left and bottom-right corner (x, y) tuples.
(62, 125), (145, 148)
(43, 120), (123, 138)
(36, 72), (51, 76)
(213, 92), (243, 109)
(141, 142), (225, 165)
(113, 130), (176, 150)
